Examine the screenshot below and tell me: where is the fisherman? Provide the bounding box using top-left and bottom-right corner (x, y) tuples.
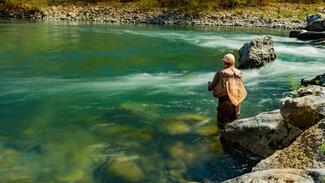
(208, 54), (247, 128)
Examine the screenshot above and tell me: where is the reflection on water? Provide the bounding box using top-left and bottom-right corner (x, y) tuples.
(0, 20), (324, 182)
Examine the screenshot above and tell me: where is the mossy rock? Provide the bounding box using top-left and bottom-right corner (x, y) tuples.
(95, 156), (145, 183)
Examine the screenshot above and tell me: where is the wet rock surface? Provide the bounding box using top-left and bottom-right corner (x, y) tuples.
(301, 73), (325, 87)
(238, 35), (277, 69)
(221, 110), (301, 158)
(289, 30), (325, 40)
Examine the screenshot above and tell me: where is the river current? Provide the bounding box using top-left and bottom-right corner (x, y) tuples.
(0, 20), (324, 183)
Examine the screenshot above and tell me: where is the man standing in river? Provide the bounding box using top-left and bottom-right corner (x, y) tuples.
(208, 54), (247, 128)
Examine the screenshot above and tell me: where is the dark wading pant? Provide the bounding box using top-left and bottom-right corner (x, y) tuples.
(217, 96), (240, 129)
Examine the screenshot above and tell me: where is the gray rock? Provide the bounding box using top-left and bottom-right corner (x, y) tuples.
(297, 85), (325, 97)
(223, 169), (324, 183)
(307, 13), (325, 32)
(253, 120), (325, 171)
(280, 95), (325, 129)
(221, 110), (301, 158)
(238, 35), (276, 69)
(301, 73), (325, 87)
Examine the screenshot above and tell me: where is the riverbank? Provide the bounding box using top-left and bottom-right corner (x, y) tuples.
(0, 2), (324, 29)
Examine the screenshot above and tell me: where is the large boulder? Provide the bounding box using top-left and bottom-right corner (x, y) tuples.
(301, 73), (325, 87)
(222, 169), (325, 183)
(289, 30), (325, 40)
(253, 119), (325, 171)
(238, 35), (276, 69)
(307, 13), (325, 32)
(221, 110), (301, 158)
(280, 95), (325, 130)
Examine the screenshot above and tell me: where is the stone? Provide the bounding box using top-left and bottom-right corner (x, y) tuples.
(253, 120), (325, 171)
(297, 85), (325, 97)
(95, 156), (145, 183)
(289, 30), (325, 40)
(221, 110), (301, 158)
(280, 95), (325, 129)
(307, 13), (325, 31)
(222, 169), (324, 183)
(238, 35), (276, 69)
(301, 73), (325, 87)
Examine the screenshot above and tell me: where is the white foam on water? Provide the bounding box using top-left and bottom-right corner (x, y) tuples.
(112, 28), (325, 58)
(1, 58), (324, 100)
(275, 44), (325, 57)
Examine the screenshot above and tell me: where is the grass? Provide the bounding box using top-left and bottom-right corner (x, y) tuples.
(0, 0), (324, 18)
(288, 74), (301, 91)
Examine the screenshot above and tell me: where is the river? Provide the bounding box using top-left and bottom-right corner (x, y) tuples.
(0, 20), (324, 183)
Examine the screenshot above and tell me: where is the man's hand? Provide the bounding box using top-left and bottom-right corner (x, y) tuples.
(208, 81), (211, 85)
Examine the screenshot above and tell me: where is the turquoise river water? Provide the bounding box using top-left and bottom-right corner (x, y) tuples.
(0, 20), (324, 183)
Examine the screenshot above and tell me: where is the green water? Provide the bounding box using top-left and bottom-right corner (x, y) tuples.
(0, 20), (324, 183)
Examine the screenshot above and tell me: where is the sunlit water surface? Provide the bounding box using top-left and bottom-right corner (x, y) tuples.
(0, 20), (324, 183)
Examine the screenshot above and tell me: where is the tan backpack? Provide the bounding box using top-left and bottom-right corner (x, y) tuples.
(213, 68), (247, 106)
(225, 74), (247, 106)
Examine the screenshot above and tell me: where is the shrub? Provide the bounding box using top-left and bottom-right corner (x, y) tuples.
(288, 74), (300, 91)
(5, 0), (48, 9)
(139, 0), (157, 10)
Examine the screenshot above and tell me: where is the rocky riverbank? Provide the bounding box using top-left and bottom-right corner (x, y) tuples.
(221, 76), (325, 182)
(0, 2), (309, 29)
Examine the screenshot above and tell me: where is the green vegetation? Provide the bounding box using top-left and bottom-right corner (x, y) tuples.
(0, 0), (323, 20)
(321, 144), (325, 155)
(288, 74), (300, 91)
(1, 0), (324, 11)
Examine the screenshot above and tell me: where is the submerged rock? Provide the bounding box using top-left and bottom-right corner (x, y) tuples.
(221, 110), (301, 158)
(222, 169), (324, 183)
(95, 156), (145, 183)
(253, 119), (325, 171)
(238, 35), (276, 69)
(307, 13), (325, 32)
(280, 95), (325, 129)
(301, 73), (325, 87)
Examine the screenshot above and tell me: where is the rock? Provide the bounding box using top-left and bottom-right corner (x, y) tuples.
(280, 95), (325, 129)
(221, 110), (301, 158)
(307, 13), (325, 31)
(297, 85), (325, 97)
(253, 120), (325, 171)
(222, 169), (324, 183)
(95, 156), (145, 183)
(289, 30), (325, 40)
(238, 35), (276, 69)
(301, 73), (325, 87)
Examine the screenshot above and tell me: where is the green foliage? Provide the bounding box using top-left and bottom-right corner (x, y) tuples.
(5, 0), (48, 9)
(1, 0), (325, 11)
(321, 144), (325, 155)
(139, 0), (157, 10)
(288, 74), (300, 91)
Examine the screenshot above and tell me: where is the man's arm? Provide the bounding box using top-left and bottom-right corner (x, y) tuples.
(208, 72), (220, 92)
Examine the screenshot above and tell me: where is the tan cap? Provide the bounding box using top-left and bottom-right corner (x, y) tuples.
(223, 54), (235, 66)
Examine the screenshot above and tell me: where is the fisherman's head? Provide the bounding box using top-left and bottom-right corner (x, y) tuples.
(223, 54), (235, 68)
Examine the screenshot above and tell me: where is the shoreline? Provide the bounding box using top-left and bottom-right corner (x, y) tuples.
(0, 3), (313, 29)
